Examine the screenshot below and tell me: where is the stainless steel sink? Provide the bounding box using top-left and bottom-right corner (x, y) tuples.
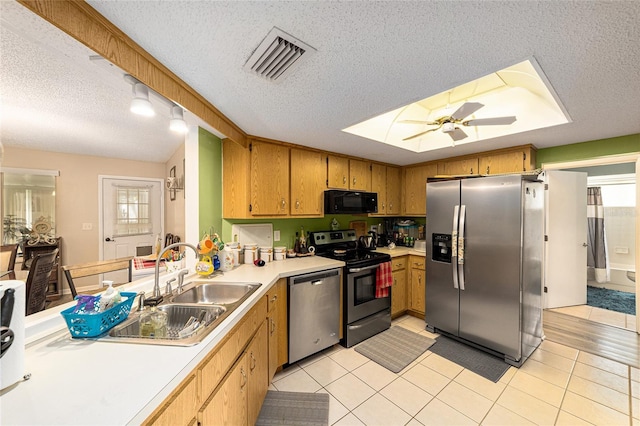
(107, 304), (226, 346)
(170, 282), (261, 305)
(102, 282), (261, 346)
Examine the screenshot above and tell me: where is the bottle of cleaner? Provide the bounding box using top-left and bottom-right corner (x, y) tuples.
(99, 281), (121, 311)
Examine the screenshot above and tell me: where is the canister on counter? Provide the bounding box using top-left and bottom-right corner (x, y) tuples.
(273, 246), (286, 261)
(243, 243), (258, 264)
(227, 242), (241, 266)
(259, 246), (273, 262)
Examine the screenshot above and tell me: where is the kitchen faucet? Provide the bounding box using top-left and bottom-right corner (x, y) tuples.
(177, 269), (189, 293)
(152, 242), (199, 302)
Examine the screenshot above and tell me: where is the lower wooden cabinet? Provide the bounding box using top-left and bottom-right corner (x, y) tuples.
(409, 255), (426, 315)
(266, 278), (288, 381)
(391, 256), (407, 317)
(247, 321), (269, 425)
(199, 354), (247, 426)
(144, 374), (198, 426)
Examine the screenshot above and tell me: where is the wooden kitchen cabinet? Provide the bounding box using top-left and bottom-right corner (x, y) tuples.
(437, 157), (479, 176)
(143, 374), (198, 426)
(409, 255), (426, 316)
(326, 155), (349, 189)
(371, 165), (401, 216)
(290, 148), (324, 216)
(266, 278), (288, 381)
(391, 256), (407, 317)
(251, 141), (290, 215)
(479, 145), (537, 175)
(199, 351), (248, 426)
(349, 159), (371, 191)
(200, 320), (268, 426)
(222, 138), (251, 218)
(403, 163), (437, 216)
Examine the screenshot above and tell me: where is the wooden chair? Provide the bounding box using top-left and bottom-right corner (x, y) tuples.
(62, 257), (134, 298)
(25, 249), (59, 315)
(1, 244), (19, 271)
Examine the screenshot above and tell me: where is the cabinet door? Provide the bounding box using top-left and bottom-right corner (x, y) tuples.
(251, 141), (289, 215)
(199, 356), (248, 426)
(247, 321), (269, 426)
(391, 272), (407, 317)
(222, 139), (251, 218)
(403, 164), (437, 216)
(479, 151), (525, 175)
(327, 155), (349, 189)
(370, 163), (387, 216)
(290, 149), (324, 216)
(266, 285), (279, 381)
(144, 374), (197, 426)
(349, 159), (371, 191)
(276, 278), (289, 367)
(386, 166), (402, 215)
(410, 257), (426, 315)
(437, 158), (479, 176)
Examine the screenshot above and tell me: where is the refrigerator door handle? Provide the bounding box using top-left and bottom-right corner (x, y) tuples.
(458, 205), (466, 290)
(452, 205), (460, 289)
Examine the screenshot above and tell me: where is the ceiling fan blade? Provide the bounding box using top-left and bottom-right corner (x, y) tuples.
(448, 127), (468, 142)
(463, 116), (517, 126)
(402, 127), (441, 141)
(450, 102), (484, 121)
(398, 119), (440, 125)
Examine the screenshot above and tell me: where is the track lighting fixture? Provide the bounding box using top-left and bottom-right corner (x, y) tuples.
(169, 105), (188, 133)
(130, 82), (155, 117)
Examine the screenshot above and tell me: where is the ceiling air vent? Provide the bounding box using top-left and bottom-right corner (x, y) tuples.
(243, 27), (316, 82)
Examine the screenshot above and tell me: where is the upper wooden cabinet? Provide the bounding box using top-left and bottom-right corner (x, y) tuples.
(327, 155), (349, 189)
(251, 141), (290, 216)
(290, 148), (324, 216)
(437, 157), (479, 176)
(348, 159), (371, 191)
(371, 164), (401, 216)
(403, 163), (437, 216)
(222, 138), (251, 218)
(479, 146), (537, 175)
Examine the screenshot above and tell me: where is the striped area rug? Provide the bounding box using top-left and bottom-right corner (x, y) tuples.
(256, 391), (329, 426)
(355, 326), (436, 373)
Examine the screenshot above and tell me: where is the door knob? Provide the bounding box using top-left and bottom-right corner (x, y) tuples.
(582, 243), (588, 247)
(105, 237), (115, 242)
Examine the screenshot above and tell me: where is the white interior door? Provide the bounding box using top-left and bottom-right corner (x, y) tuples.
(544, 170), (588, 309)
(100, 176), (163, 283)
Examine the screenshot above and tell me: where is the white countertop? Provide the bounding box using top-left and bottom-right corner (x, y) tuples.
(0, 256), (344, 426)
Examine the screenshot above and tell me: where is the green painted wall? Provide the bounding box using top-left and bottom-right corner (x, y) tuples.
(536, 133), (640, 167)
(198, 127), (222, 238)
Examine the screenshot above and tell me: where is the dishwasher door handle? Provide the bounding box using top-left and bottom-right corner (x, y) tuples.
(311, 280), (323, 286)
(348, 264), (379, 273)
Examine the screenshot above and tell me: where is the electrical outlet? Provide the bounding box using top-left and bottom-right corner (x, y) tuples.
(274, 230), (281, 241)
(82, 223), (93, 230)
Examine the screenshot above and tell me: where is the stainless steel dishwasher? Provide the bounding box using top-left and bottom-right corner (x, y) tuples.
(288, 268), (341, 364)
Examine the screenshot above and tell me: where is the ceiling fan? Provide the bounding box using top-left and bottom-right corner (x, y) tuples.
(401, 102), (516, 142)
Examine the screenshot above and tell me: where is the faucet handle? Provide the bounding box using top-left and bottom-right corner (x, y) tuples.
(165, 278), (176, 296)
(136, 292), (146, 312)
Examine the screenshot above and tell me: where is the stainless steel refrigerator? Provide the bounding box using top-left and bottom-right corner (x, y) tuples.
(425, 174), (544, 367)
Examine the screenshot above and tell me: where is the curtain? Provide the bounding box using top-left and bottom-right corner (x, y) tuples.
(587, 187), (609, 283)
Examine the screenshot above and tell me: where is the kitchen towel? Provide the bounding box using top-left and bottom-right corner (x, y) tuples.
(375, 261), (393, 298)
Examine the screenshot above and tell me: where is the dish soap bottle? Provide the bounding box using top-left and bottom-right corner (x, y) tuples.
(99, 281), (121, 311)
(139, 301), (167, 338)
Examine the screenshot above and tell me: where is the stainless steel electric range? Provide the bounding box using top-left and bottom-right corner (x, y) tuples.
(308, 229), (392, 347)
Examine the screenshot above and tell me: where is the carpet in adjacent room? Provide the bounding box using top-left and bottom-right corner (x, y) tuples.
(428, 335), (511, 382)
(354, 326), (436, 373)
(256, 391), (329, 426)
(587, 285), (636, 315)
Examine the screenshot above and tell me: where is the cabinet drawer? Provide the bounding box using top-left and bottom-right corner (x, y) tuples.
(391, 257), (407, 271)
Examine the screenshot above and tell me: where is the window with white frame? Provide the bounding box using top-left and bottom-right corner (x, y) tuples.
(113, 186), (152, 236)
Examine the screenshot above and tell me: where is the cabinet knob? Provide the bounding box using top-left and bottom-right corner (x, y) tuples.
(295, 200), (300, 209)
(270, 318), (276, 334)
(382, 203), (385, 211)
(353, 177), (357, 185)
(240, 367), (247, 388)
(281, 198), (286, 209)
(486, 166), (490, 174)
(470, 168), (474, 174)
(343, 176), (347, 184)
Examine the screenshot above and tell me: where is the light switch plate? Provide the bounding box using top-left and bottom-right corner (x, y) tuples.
(274, 230), (281, 241)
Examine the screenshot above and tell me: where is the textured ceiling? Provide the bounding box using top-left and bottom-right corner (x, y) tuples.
(2, 1), (639, 165)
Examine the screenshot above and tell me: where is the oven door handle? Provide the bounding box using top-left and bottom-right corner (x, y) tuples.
(348, 264), (379, 273)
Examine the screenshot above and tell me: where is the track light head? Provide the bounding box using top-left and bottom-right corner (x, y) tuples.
(130, 83), (155, 117)
(169, 105), (187, 133)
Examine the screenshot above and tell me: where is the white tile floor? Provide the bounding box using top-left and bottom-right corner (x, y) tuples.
(549, 304), (636, 331)
(270, 315), (640, 425)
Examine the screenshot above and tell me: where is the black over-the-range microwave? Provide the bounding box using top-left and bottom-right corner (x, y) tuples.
(324, 190), (378, 214)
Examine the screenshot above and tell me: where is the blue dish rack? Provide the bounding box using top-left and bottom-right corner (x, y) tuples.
(61, 292), (137, 338)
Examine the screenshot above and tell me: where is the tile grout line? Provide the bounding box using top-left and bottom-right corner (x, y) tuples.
(628, 365), (633, 426)
(552, 350), (578, 425)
